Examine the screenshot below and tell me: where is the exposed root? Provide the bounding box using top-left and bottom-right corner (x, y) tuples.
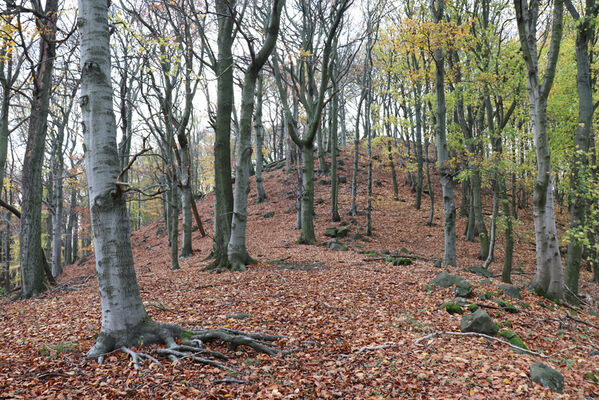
(191, 328), (286, 356)
(120, 347), (161, 370)
(89, 323), (287, 372)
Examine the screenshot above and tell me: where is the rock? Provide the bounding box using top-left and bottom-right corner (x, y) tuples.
(338, 175), (347, 184)
(498, 284), (522, 299)
(325, 226), (338, 237)
(429, 272), (467, 288)
(381, 249), (391, 255)
(337, 227), (350, 238)
(392, 257), (412, 266)
(460, 309), (498, 336)
(263, 211), (275, 219)
(226, 312), (252, 320)
(351, 233), (363, 240)
(589, 350), (599, 356)
(340, 221), (349, 226)
(453, 297), (471, 307)
(441, 302), (463, 315)
(530, 362), (564, 393)
(498, 329), (528, 349)
(453, 281), (473, 298)
(480, 279), (492, 285)
(467, 265), (493, 278)
(495, 299), (519, 313)
(320, 179), (330, 185)
(327, 239), (348, 251)
(433, 259), (443, 268)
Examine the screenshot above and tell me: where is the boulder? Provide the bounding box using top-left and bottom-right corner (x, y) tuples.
(327, 238), (348, 251)
(429, 272), (467, 288)
(453, 281), (473, 298)
(530, 362), (563, 393)
(467, 265), (493, 278)
(263, 211), (275, 219)
(338, 175), (347, 184)
(460, 309), (498, 336)
(337, 227), (350, 238)
(498, 284), (522, 299)
(325, 226), (338, 237)
(392, 257), (412, 266)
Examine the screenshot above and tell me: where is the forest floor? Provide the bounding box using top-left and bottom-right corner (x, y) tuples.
(1, 146), (599, 399)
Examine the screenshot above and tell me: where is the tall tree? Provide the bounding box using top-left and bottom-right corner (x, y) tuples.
(227, 0), (285, 271)
(563, 0), (597, 298)
(273, 0), (351, 244)
(514, 0), (565, 299)
(430, 0), (456, 266)
(18, 0), (59, 297)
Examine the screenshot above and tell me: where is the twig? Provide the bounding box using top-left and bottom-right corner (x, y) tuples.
(354, 343), (397, 354)
(565, 312), (599, 330)
(117, 145), (151, 183)
(214, 377), (246, 384)
(413, 331), (548, 358)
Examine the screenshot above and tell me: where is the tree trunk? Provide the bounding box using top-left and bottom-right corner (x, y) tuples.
(300, 145), (316, 243)
(19, 0), (58, 298)
(79, 0), (183, 357)
(515, 0), (565, 299)
(169, 179), (180, 270)
(414, 83), (423, 210)
(254, 75), (267, 203)
(330, 77), (340, 222)
(565, 12), (593, 298)
(211, 0), (236, 268)
(227, 1), (283, 270)
(179, 146), (193, 257)
(431, 0), (456, 266)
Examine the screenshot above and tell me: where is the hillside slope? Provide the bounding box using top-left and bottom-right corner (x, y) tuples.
(1, 146), (598, 399)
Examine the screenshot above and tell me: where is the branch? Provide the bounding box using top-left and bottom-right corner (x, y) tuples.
(413, 331), (548, 358)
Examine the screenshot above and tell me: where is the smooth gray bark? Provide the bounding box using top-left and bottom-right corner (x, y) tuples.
(514, 0), (565, 299)
(254, 75), (267, 203)
(431, 0), (456, 266)
(79, 0), (180, 357)
(564, 0), (595, 298)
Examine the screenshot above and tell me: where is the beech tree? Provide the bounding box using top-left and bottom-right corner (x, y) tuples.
(227, 0), (284, 271)
(273, 0), (352, 244)
(514, 0), (565, 299)
(80, 0), (284, 362)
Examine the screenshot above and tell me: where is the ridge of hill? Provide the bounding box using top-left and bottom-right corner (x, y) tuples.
(1, 146), (598, 399)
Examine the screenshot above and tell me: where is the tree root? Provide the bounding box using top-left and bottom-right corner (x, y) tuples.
(90, 324), (287, 372)
(119, 347), (161, 370)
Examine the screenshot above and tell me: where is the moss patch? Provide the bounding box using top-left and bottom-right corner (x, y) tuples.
(498, 329), (528, 350)
(441, 302), (463, 315)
